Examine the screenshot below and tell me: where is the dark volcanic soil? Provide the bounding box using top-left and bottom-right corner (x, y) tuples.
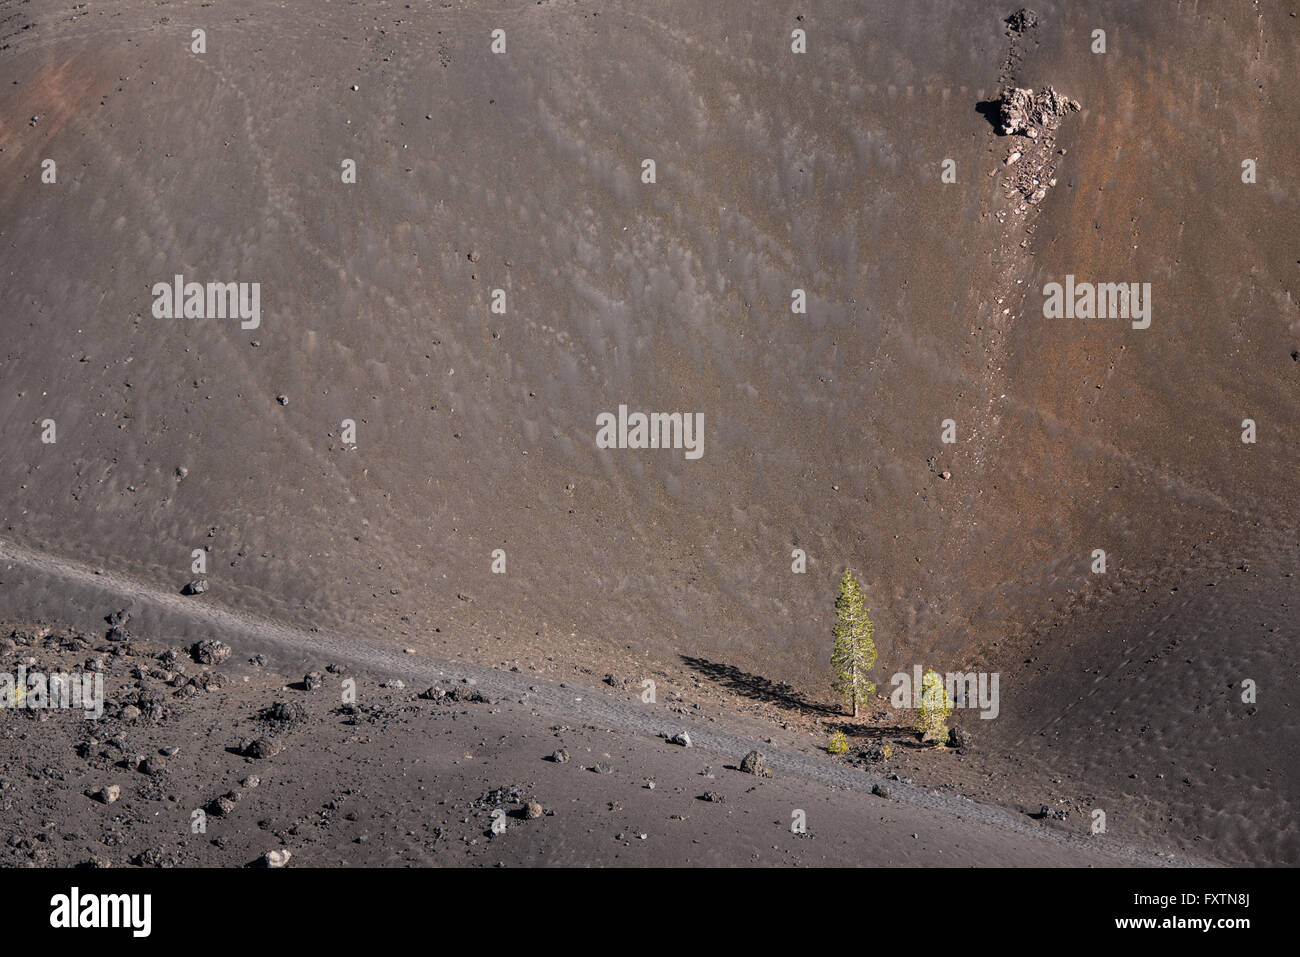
(1, 1), (1297, 866)
(0, 611), (1175, 868)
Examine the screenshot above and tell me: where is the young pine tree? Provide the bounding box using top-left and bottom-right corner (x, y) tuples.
(831, 569), (877, 718)
(916, 668), (954, 744)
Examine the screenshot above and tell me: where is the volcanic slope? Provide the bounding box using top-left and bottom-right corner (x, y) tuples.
(1, 1), (1297, 864)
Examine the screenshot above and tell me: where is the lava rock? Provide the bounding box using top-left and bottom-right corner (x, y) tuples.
(242, 736), (282, 759)
(105, 617), (130, 641)
(739, 750), (770, 777)
(446, 684), (490, 704)
(852, 742), (892, 764)
(263, 701), (308, 725)
(948, 725), (971, 752)
(140, 756), (166, 776)
(94, 785), (121, 804)
(190, 639), (231, 665)
(998, 86), (1080, 136)
(208, 793), (239, 816)
(1005, 8), (1039, 34)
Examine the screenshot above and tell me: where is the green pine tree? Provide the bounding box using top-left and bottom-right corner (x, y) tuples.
(831, 569), (877, 717)
(916, 668), (954, 744)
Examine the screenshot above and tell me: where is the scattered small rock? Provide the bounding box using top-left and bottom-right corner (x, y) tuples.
(263, 701), (308, 725)
(105, 610), (130, 642)
(208, 792), (240, 816)
(140, 756), (166, 776)
(446, 684), (490, 704)
(739, 750), (771, 777)
(191, 639), (231, 665)
(242, 737), (282, 759)
(948, 725), (971, 753)
(1033, 805), (1069, 821)
(94, 785), (121, 805)
(851, 742), (892, 765)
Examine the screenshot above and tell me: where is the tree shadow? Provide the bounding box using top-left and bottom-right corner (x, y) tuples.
(836, 722), (914, 741)
(678, 655), (839, 717)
